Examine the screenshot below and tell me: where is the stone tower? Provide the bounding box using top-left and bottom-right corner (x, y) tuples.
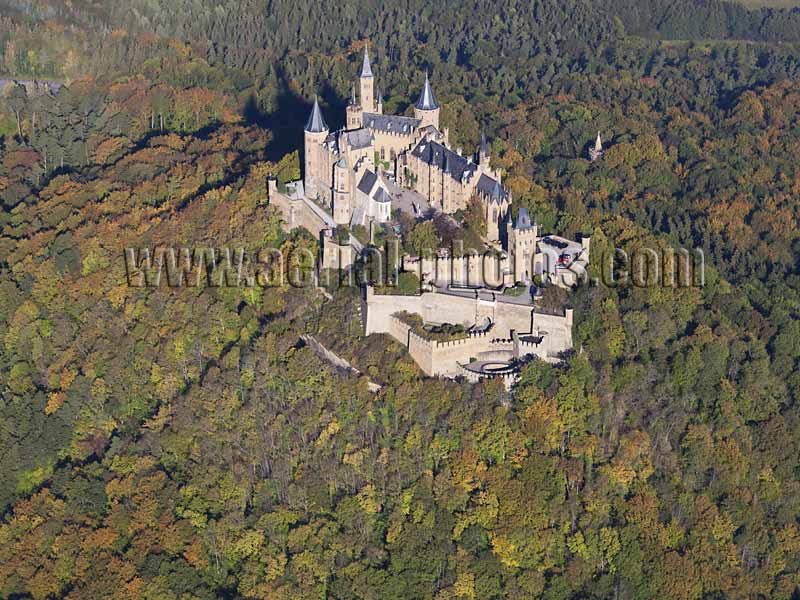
(507, 207), (538, 283)
(589, 131), (604, 162)
(414, 72), (440, 130)
(346, 84), (362, 130)
(359, 46), (375, 114)
(486, 179), (507, 242)
(304, 96), (328, 200)
(332, 157), (352, 225)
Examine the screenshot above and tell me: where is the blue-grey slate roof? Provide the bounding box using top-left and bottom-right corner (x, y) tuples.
(357, 171), (378, 195)
(414, 72), (439, 110)
(360, 47), (373, 78)
(476, 174), (509, 203)
(373, 188), (391, 203)
(410, 140), (475, 184)
(305, 97), (328, 133)
(515, 207), (534, 230)
(346, 128), (373, 150)
(363, 113), (420, 134)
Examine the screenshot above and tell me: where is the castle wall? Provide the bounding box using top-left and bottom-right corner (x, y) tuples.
(477, 348), (515, 362)
(456, 364), (518, 389)
(267, 179), (329, 236)
(364, 286), (574, 376)
(364, 286), (548, 338)
(408, 329), (435, 375)
(388, 314), (412, 345)
(363, 287), (425, 335)
(372, 130), (414, 163)
(382, 312), (511, 376)
(404, 254), (511, 289)
(321, 239), (354, 271)
(529, 310), (573, 358)
(429, 333), (493, 375)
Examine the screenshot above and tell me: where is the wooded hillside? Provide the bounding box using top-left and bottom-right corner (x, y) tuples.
(1, 1), (800, 598)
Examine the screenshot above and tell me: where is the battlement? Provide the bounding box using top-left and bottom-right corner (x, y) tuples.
(402, 253), (510, 288)
(365, 285), (573, 378)
(432, 329), (489, 348)
(369, 127), (416, 140)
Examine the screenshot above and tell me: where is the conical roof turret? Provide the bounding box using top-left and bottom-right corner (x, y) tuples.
(414, 72), (439, 111)
(515, 207), (533, 230)
(360, 46), (373, 78)
(305, 96), (328, 133)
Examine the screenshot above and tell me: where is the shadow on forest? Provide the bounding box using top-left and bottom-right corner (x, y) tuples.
(242, 67), (346, 162)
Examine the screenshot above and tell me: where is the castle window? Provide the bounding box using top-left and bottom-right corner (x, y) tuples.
(380, 148), (385, 160)
(390, 150), (396, 161)
(493, 208), (498, 222)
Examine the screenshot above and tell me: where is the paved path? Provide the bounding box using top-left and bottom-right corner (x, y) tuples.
(301, 195), (336, 229)
(434, 284), (536, 306)
(384, 178), (430, 218)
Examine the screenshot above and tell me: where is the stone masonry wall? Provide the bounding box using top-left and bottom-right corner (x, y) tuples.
(365, 286), (574, 376)
(404, 254), (511, 288)
(267, 179), (329, 236)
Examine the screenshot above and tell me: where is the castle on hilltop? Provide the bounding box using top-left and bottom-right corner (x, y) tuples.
(303, 46), (510, 241)
(263, 46), (593, 386)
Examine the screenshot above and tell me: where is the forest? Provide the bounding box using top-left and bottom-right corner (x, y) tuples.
(1, 0), (800, 598)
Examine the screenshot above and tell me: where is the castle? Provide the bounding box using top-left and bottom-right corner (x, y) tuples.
(267, 47), (595, 385)
(303, 47), (510, 241)
(302, 47), (590, 288)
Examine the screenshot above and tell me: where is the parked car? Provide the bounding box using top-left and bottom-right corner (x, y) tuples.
(543, 236), (568, 249)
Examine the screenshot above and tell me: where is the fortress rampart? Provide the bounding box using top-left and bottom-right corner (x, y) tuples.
(403, 253), (513, 288)
(366, 286), (573, 378)
(267, 178), (330, 236)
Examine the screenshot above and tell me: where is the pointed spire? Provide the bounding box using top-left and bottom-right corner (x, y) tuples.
(414, 71), (439, 111)
(589, 131), (604, 161)
(304, 95), (328, 133)
(376, 85), (383, 104)
(480, 128), (489, 156)
(515, 207), (533, 230)
(491, 179), (502, 200)
(350, 84), (357, 106)
(443, 150), (451, 173)
(360, 45), (373, 78)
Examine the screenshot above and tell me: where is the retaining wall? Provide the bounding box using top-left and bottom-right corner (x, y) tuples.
(267, 179), (330, 236)
(365, 286), (574, 376)
(404, 254), (512, 288)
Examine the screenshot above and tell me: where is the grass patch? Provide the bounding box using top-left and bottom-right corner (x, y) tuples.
(375, 271), (421, 295)
(503, 283), (529, 297)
